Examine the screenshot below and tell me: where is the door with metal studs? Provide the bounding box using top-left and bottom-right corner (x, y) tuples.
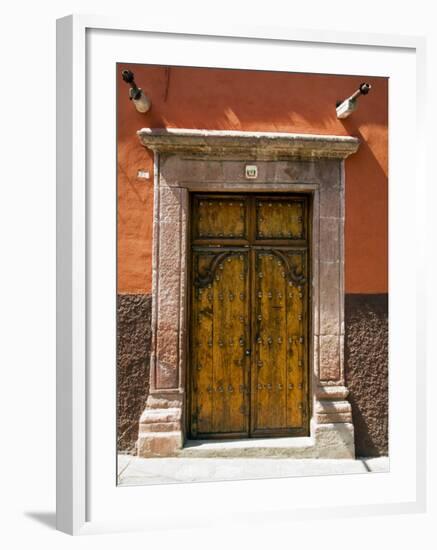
(189, 194), (310, 438)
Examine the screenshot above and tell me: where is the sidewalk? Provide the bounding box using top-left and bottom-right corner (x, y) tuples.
(117, 454), (389, 486)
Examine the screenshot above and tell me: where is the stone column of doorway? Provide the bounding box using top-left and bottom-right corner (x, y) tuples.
(136, 173), (189, 457)
(311, 162), (355, 458)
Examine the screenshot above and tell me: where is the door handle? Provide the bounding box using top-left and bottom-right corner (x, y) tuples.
(245, 349), (251, 356)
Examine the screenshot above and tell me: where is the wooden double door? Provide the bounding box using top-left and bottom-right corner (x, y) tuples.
(189, 194), (310, 439)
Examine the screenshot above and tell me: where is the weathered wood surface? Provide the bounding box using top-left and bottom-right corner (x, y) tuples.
(190, 194), (309, 438)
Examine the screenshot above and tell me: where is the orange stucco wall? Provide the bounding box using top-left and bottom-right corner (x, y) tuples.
(117, 65), (388, 295)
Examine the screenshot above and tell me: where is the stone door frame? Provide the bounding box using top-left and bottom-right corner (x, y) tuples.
(135, 129), (360, 458)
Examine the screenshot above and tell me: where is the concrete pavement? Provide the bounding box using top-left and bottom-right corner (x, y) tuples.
(117, 454), (389, 486)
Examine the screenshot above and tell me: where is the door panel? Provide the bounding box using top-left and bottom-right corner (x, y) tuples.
(190, 249), (250, 437)
(252, 249), (308, 434)
(189, 194), (310, 439)
(255, 197), (306, 240)
(192, 196), (249, 241)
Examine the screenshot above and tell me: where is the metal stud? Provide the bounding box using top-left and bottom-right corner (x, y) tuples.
(267, 337), (273, 345)
(257, 336), (263, 344)
(218, 292), (224, 301)
(258, 291), (262, 299)
(298, 360), (303, 368)
(207, 385), (213, 393)
(257, 360), (263, 368)
(257, 314), (262, 321)
(277, 337), (282, 344)
(288, 383), (294, 390)
(240, 292), (245, 300)
(298, 383), (303, 390)
(278, 384), (283, 390)
(229, 292), (235, 301)
(298, 314), (302, 321)
(219, 264), (224, 270)
(218, 339), (224, 347)
(218, 386), (224, 393)
(228, 385), (234, 393)
(258, 272), (263, 278)
(239, 337), (245, 347)
(208, 339), (213, 347)
(299, 336), (304, 344)
(267, 291), (272, 299)
(257, 384), (263, 390)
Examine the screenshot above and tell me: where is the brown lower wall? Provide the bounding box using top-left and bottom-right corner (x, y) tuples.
(117, 292), (388, 456)
(345, 294), (389, 457)
(117, 293), (152, 453)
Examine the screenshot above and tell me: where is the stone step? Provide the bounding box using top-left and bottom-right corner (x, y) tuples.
(179, 436), (317, 458)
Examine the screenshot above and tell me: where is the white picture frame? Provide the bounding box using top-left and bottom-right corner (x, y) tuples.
(56, 14), (427, 535)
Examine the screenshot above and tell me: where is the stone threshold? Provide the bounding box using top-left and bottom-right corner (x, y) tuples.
(178, 436), (318, 458)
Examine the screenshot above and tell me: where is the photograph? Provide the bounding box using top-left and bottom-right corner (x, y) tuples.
(116, 63), (389, 486)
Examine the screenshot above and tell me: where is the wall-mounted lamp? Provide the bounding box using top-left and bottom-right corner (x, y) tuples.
(121, 69), (152, 114)
(336, 82), (371, 119)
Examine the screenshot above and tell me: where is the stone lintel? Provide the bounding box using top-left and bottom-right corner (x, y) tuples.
(137, 128), (360, 160)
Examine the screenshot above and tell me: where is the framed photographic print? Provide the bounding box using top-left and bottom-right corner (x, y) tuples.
(56, 14), (427, 535)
